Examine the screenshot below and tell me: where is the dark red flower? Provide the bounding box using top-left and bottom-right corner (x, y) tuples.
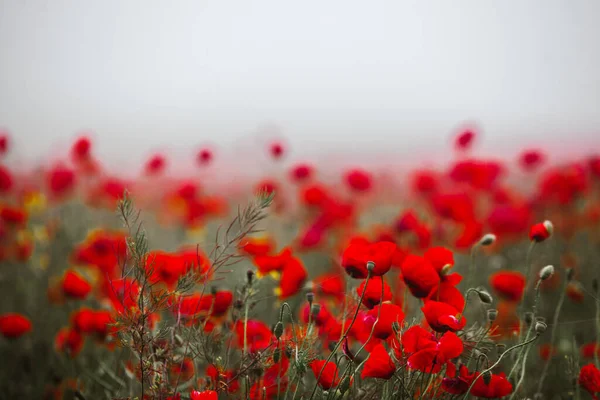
(0, 164), (13, 193)
(400, 255), (440, 298)
(62, 270), (92, 299)
(402, 326), (463, 372)
(470, 371), (513, 398)
(269, 142), (285, 159)
(529, 220), (553, 242)
(55, 327), (84, 357)
(48, 164), (76, 197)
(197, 148), (214, 166)
(421, 301), (466, 332)
(580, 363), (600, 398)
(519, 149), (545, 171)
(290, 163), (313, 182)
(235, 319), (274, 353)
(365, 302), (405, 339)
(0, 131), (9, 155)
(345, 169), (372, 192)
(341, 240), (396, 278)
(357, 277), (392, 309)
(71, 136), (92, 162)
(490, 271), (526, 302)
(455, 128), (476, 151)
(361, 343), (396, 380)
(0, 313), (32, 338)
(310, 360), (340, 390)
(145, 154), (167, 175)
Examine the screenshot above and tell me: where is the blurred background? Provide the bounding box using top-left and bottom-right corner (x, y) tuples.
(1, 0), (599, 174)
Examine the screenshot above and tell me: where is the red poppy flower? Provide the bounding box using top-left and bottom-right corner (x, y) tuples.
(290, 163), (313, 182)
(582, 343), (600, 359)
(365, 302), (405, 339)
(0, 132), (9, 155)
(341, 240), (396, 278)
(421, 301), (466, 332)
(567, 282), (585, 303)
(310, 360), (340, 390)
(55, 327), (84, 357)
(301, 302), (332, 327)
(71, 136), (92, 162)
(529, 220), (553, 242)
(361, 343), (396, 380)
(402, 326), (463, 373)
(190, 390), (217, 400)
(62, 270), (92, 299)
(539, 343), (557, 361)
(0, 313), (32, 338)
(490, 271), (526, 303)
(240, 236), (274, 257)
(345, 169), (372, 192)
(197, 147), (214, 166)
(235, 320), (274, 353)
(455, 128), (476, 151)
(252, 247), (293, 276)
(313, 273), (345, 301)
(300, 184), (330, 208)
(519, 149), (545, 171)
(145, 154), (167, 175)
(357, 277), (392, 309)
(269, 142), (285, 159)
(0, 206), (27, 226)
(276, 256), (308, 299)
(580, 364), (600, 399)
(412, 170), (439, 195)
(47, 164), (76, 198)
(470, 371), (513, 398)
(442, 364), (472, 394)
(0, 164), (13, 193)
(426, 281), (465, 318)
(169, 358), (196, 384)
(400, 255), (440, 298)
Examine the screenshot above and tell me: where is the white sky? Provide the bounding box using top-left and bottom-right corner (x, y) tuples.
(1, 0), (599, 174)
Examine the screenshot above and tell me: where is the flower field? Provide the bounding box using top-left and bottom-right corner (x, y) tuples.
(1, 129), (600, 399)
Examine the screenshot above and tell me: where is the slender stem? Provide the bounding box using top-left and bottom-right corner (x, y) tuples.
(595, 292), (600, 369)
(467, 243), (479, 290)
(462, 334), (540, 400)
(536, 277), (568, 394)
(242, 300), (250, 357)
(307, 270), (372, 400)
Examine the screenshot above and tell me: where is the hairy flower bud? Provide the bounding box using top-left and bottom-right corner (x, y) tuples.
(487, 309), (498, 322)
(539, 265), (555, 281)
(273, 321), (284, 339)
(567, 268), (575, 281)
(524, 312), (534, 325)
(247, 270), (254, 285)
(306, 292), (314, 306)
(477, 290), (493, 304)
(310, 303), (321, 319)
(273, 347), (281, 363)
(478, 233), (497, 246)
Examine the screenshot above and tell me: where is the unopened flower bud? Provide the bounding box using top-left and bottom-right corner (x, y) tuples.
(535, 321), (548, 334)
(273, 321), (284, 339)
(482, 370), (492, 385)
(328, 341), (336, 352)
(273, 347), (281, 363)
(338, 375), (351, 394)
(247, 270), (254, 285)
(479, 233), (497, 246)
(310, 303), (321, 319)
(524, 312), (534, 325)
(211, 286), (218, 295)
(477, 290), (493, 304)
(539, 265), (554, 281)
(496, 343), (506, 355)
(306, 292), (314, 306)
(529, 220), (553, 242)
(567, 268), (575, 281)
(366, 261), (375, 272)
(487, 309), (498, 322)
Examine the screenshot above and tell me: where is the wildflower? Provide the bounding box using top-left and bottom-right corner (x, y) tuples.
(190, 390), (218, 400)
(365, 302), (405, 339)
(0, 131), (9, 155)
(567, 281), (585, 303)
(361, 343), (396, 379)
(275, 256), (308, 299)
(400, 255), (440, 298)
(0, 206), (28, 226)
(290, 163), (314, 182)
(490, 271), (526, 302)
(454, 127), (477, 151)
(345, 168), (372, 192)
(313, 273), (345, 302)
(169, 358), (196, 384)
(469, 371), (513, 398)
(55, 327), (84, 357)
(240, 236), (274, 257)
(402, 326), (463, 373)
(71, 136), (92, 162)
(519, 149), (545, 171)
(197, 147), (214, 165)
(301, 302), (332, 327)
(356, 277), (392, 309)
(341, 240), (396, 278)
(421, 301), (466, 332)
(529, 220), (554, 242)
(539, 343), (557, 361)
(0, 313), (32, 338)
(310, 360), (340, 390)
(582, 343), (600, 359)
(579, 364), (600, 398)
(145, 153), (167, 175)
(269, 141), (285, 159)
(235, 319), (274, 353)
(61, 270), (92, 299)
(47, 164), (76, 198)
(0, 164), (13, 193)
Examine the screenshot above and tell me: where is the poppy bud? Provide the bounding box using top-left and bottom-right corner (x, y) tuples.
(310, 304), (321, 319)
(529, 221), (553, 242)
(338, 375), (351, 394)
(306, 292), (314, 306)
(247, 270), (254, 285)
(477, 290), (493, 304)
(535, 321), (548, 334)
(539, 265), (554, 281)
(366, 261), (375, 272)
(478, 233), (497, 246)
(273, 347), (281, 363)
(496, 343), (506, 355)
(524, 312), (534, 325)
(482, 371), (492, 385)
(567, 268), (575, 281)
(487, 309), (498, 322)
(273, 322), (284, 339)
(211, 286), (218, 296)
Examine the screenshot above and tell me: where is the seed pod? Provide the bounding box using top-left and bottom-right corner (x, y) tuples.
(246, 270), (254, 285)
(477, 290), (493, 304)
(479, 233), (497, 246)
(539, 265), (555, 281)
(535, 321), (548, 334)
(310, 303), (321, 319)
(366, 261), (375, 272)
(487, 309), (498, 322)
(482, 371), (492, 385)
(306, 292), (314, 305)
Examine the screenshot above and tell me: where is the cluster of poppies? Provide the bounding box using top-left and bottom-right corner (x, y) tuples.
(2, 126), (600, 399)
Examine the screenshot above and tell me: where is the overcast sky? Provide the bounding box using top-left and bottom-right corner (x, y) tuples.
(1, 0), (599, 173)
